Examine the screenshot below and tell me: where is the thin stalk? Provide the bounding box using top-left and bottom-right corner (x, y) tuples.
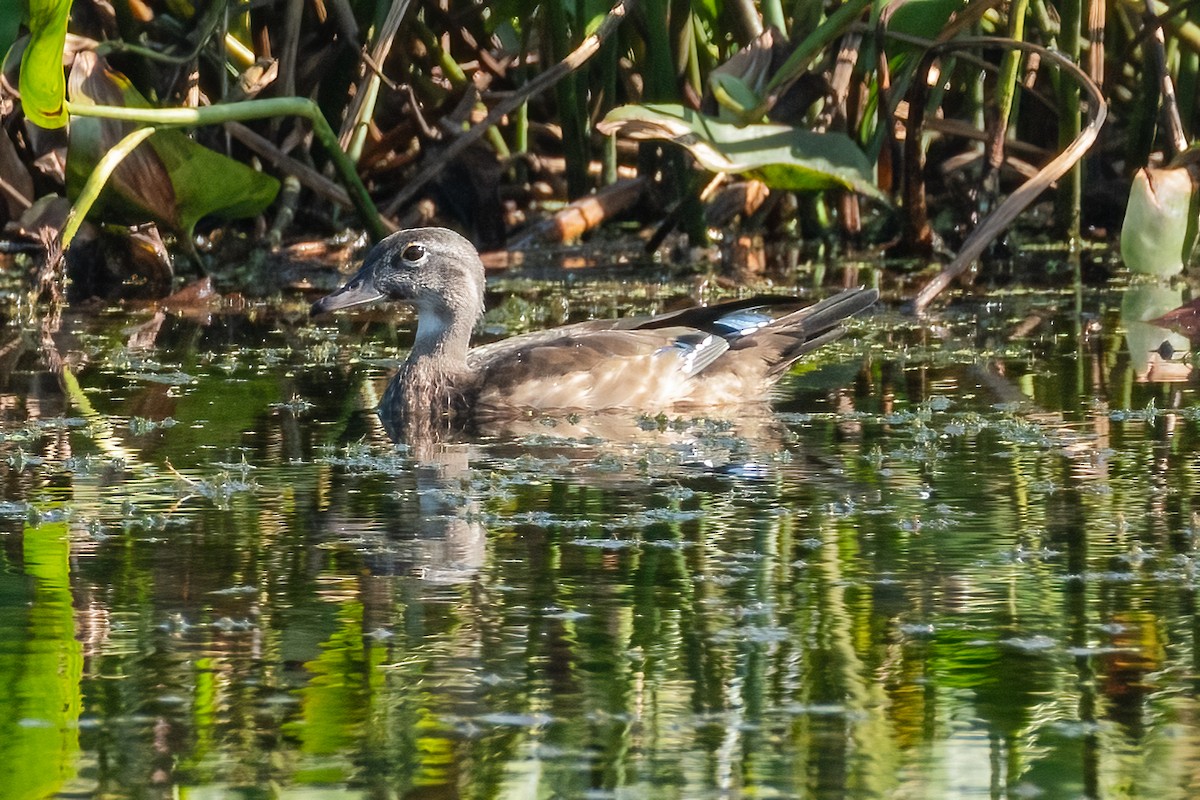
(268, 175), (303, 248)
(1056, 0), (1082, 241)
(547, 0), (591, 198)
(761, 0), (786, 33)
(59, 126), (158, 253)
(514, 99), (529, 154)
(1147, 0), (1200, 54)
(224, 32), (254, 70)
(1144, 0), (1187, 156)
(892, 1), (1008, 248)
(341, 0), (413, 159)
(346, 75), (383, 161)
(641, 0), (675, 100)
(514, 22), (532, 157)
(1087, 0), (1105, 86)
(216, 5), (230, 104)
(1126, 51), (1160, 168)
(762, 0), (871, 98)
(1178, 43), (1199, 145)
(685, 11), (703, 99)
(1031, 0), (1059, 38)
(986, 0), (1029, 172)
(65, 97), (387, 241)
(601, 35), (619, 184)
(279, 0), (302, 97)
(411, 16), (467, 86)
(96, 0), (229, 65)
(484, 114), (511, 158)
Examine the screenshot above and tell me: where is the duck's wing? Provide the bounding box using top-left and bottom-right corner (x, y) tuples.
(631, 294), (800, 333)
(464, 292), (835, 367)
(469, 326), (731, 414)
(465, 288), (878, 414)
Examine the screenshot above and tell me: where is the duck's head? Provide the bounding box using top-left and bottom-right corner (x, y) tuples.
(310, 227), (486, 321)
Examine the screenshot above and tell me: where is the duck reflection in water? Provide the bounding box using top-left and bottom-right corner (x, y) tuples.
(311, 227), (878, 444)
(314, 445), (486, 584)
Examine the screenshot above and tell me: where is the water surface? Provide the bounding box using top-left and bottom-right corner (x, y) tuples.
(1, 278), (1198, 799)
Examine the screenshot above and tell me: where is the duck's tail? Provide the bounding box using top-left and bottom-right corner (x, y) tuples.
(739, 287), (878, 378)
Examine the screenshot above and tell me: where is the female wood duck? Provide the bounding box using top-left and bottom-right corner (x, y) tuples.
(311, 227), (877, 441)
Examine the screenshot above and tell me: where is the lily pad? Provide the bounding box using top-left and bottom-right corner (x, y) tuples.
(597, 103), (884, 200)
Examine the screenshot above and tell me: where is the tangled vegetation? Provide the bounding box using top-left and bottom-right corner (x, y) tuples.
(0, 0), (1187, 307)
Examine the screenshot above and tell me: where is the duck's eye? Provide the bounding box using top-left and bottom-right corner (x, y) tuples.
(401, 243), (427, 264)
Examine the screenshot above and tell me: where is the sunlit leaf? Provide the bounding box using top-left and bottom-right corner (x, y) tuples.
(1120, 165), (1197, 277)
(597, 103), (885, 200)
(66, 51), (279, 235)
(710, 73), (763, 117)
(706, 27), (778, 123)
(19, 0), (71, 128)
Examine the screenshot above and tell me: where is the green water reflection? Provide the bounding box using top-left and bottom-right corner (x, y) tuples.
(0, 287), (1198, 798)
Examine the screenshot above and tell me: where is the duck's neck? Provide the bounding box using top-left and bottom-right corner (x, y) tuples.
(408, 304), (476, 367)
(382, 303), (478, 441)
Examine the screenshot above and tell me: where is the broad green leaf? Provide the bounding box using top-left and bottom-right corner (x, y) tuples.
(1120, 166), (1197, 277)
(885, 0), (966, 40)
(707, 27), (779, 124)
(597, 103), (885, 200)
(66, 51), (279, 235)
(19, 0), (71, 128)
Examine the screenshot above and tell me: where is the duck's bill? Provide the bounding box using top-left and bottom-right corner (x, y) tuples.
(310, 265), (384, 316)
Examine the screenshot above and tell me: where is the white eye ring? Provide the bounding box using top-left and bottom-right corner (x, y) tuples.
(401, 243), (427, 264)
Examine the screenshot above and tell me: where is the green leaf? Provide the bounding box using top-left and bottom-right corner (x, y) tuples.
(597, 103), (885, 200)
(886, 0), (966, 40)
(19, 0), (71, 129)
(1120, 166), (1197, 277)
(690, 0), (720, 25)
(66, 52), (279, 235)
(709, 73), (763, 118)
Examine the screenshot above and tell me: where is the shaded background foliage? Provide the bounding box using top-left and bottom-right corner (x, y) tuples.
(0, 0), (1168, 302)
